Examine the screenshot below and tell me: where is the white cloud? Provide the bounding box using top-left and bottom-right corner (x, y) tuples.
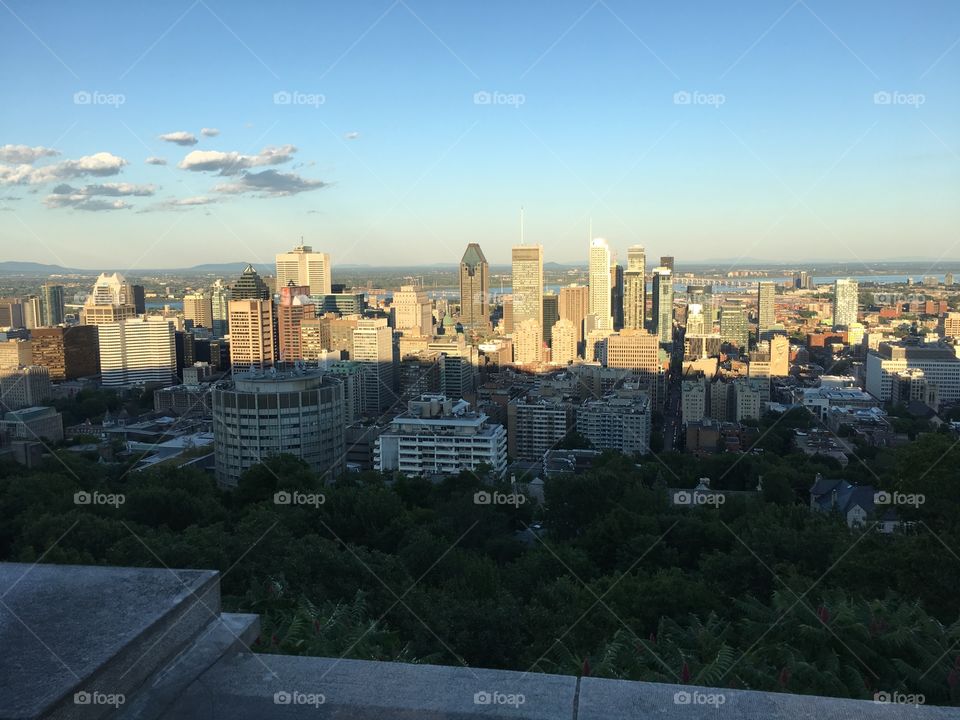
(214, 169), (329, 197)
(159, 131), (199, 146)
(43, 182), (156, 210)
(200, 128), (220, 137)
(343, 131), (360, 140)
(138, 195), (218, 213)
(145, 156), (167, 165)
(178, 144), (297, 176)
(0, 145), (60, 164)
(0, 151), (128, 185)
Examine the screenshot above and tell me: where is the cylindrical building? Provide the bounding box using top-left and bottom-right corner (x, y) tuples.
(212, 369), (345, 487)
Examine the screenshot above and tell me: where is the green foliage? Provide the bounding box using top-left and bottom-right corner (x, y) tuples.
(2, 439), (959, 706)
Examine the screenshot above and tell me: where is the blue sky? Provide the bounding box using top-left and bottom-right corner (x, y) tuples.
(0, 0), (958, 270)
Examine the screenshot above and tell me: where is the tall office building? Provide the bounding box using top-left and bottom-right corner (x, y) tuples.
(542, 293), (559, 346)
(0, 298), (25, 329)
(659, 256), (675, 272)
(757, 281), (776, 336)
(212, 369), (345, 487)
(277, 284), (315, 362)
(606, 329), (666, 405)
(833, 278), (859, 329)
(97, 317), (176, 388)
(610, 260), (624, 330)
(228, 299), (276, 370)
(80, 273), (137, 326)
(275, 244), (332, 296)
(559, 285), (589, 345)
(41, 284), (65, 326)
(183, 290), (214, 330)
(30, 326), (100, 380)
(550, 319), (577, 365)
(459, 243), (490, 330)
(210, 279), (231, 338)
(392, 286), (433, 337)
(511, 245), (543, 329)
(720, 305), (749, 350)
(513, 318), (543, 365)
(353, 318), (396, 415)
(21, 296), (41, 329)
(650, 267), (673, 344)
(623, 245), (646, 330)
(588, 239), (612, 331)
(231, 264), (270, 300)
(131, 285), (146, 315)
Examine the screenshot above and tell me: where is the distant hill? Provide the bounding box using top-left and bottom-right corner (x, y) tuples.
(0, 261), (73, 275)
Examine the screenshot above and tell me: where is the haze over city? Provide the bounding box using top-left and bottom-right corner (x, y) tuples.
(2, 0), (959, 268)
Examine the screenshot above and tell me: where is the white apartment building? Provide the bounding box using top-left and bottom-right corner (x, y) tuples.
(374, 395), (507, 477)
(866, 341), (960, 402)
(98, 317), (176, 388)
(576, 392), (651, 455)
(275, 245), (332, 296)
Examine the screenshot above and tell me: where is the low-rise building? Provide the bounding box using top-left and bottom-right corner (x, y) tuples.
(1, 406), (64, 443)
(576, 391), (651, 455)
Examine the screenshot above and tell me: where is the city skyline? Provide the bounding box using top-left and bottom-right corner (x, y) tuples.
(1, 1), (958, 268)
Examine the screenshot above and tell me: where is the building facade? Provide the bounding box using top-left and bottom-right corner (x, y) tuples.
(459, 243), (490, 330)
(275, 244), (332, 296)
(98, 317), (176, 388)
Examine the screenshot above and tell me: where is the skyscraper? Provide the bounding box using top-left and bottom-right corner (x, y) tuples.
(720, 305), (749, 350)
(41, 284), (65, 326)
(0, 298), (24, 329)
(459, 243), (490, 330)
(210, 279), (231, 338)
(610, 260), (624, 330)
(98, 317), (176, 388)
(650, 267), (673, 344)
(228, 299), (276, 370)
(511, 245), (543, 328)
(277, 284), (315, 362)
(275, 244), (332, 296)
(22, 295), (41, 329)
(833, 278), (858, 328)
(659, 256), (675, 272)
(588, 238), (612, 331)
(231, 264), (270, 300)
(542, 293), (559, 346)
(624, 245), (645, 330)
(184, 290), (214, 330)
(352, 318), (396, 415)
(392, 285), (433, 337)
(559, 285), (589, 346)
(757, 281), (776, 336)
(79, 273), (137, 326)
(30, 326), (100, 380)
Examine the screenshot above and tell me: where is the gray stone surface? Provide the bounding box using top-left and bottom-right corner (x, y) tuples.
(161, 654), (578, 719)
(577, 677), (960, 719)
(0, 562), (218, 720)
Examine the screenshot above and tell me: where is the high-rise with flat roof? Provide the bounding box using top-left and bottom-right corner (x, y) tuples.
(277, 284), (314, 362)
(542, 293), (559, 346)
(511, 245), (543, 329)
(624, 245), (645, 330)
(183, 291), (214, 330)
(559, 285), (589, 346)
(41, 284), (65, 326)
(588, 239), (612, 331)
(610, 260), (624, 330)
(757, 281), (776, 336)
(275, 244), (332, 296)
(98, 317), (176, 388)
(30, 326), (100, 380)
(459, 243), (490, 330)
(550, 319), (577, 366)
(0, 298), (25, 329)
(22, 296), (41, 329)
(392, 286), (433, 337)
(228, 299), (276, 370)
(352, 318), (396, 415)
(210, 279), (231, 338)
(720, 305), (749, 350)
(651, 267), (673, 344)
(513, 317), (543, 365)
(833, 278), (858, 328)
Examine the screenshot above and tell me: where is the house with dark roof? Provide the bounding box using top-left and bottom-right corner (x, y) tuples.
(809, 474), (900, 533)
